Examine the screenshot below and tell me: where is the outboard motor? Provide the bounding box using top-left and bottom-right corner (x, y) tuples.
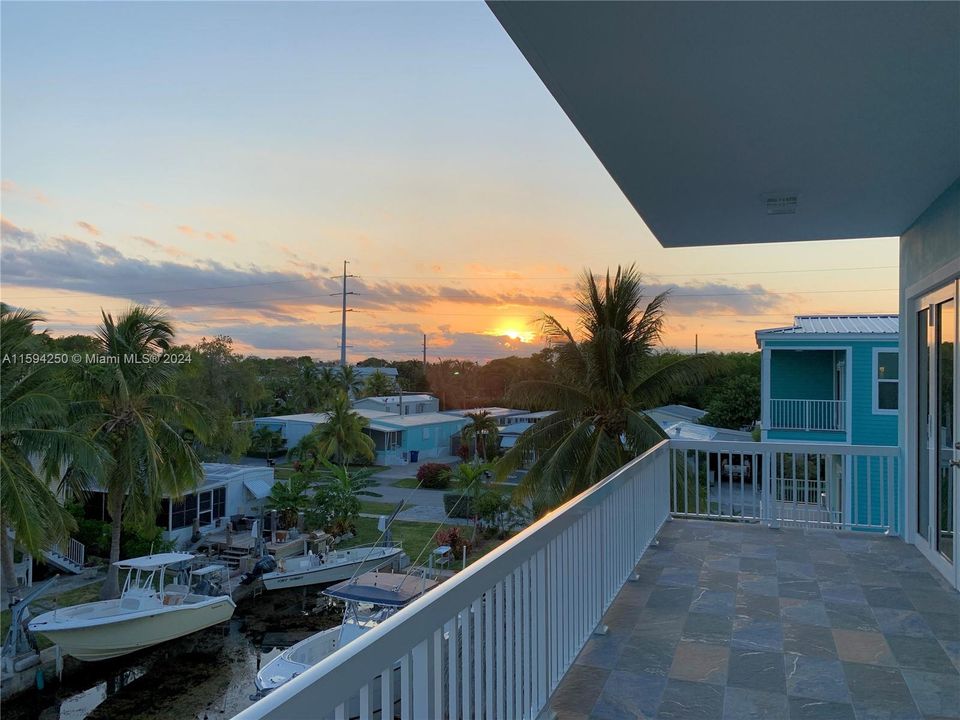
(240, 555), (277, 585)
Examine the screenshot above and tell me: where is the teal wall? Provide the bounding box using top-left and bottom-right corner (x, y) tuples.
(764, 338), (898, 447)
(849, 342), (898, 446)
(397, 420), (467, 453)
(770, 349), (835, 400)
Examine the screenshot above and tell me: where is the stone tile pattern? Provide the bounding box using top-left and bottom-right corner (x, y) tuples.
(547, 519), (960, 720)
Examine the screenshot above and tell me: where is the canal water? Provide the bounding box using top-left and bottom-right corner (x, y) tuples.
(3, 588), (342, 720)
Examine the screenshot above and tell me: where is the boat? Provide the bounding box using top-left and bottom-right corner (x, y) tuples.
(256, 571), (438, 696)
(28, 553), (236, 661)
(260, 543), (404, 591)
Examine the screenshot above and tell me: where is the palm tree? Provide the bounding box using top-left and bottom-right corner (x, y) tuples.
(265, 473), (312, 529)
(316, 366), (340, 409)
(498, 265), (717, 507)
(0, 306), (104, 604)
(450, 460), (495, 529)
(337, 365), (364, 398)
(315, 460), (380, 535)
(362, 370), (396, 398)
(462, 411), (499, 461)
(301, 391), (375, 465)
(72, 307), (208, 599)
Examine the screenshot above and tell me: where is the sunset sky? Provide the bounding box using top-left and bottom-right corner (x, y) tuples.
(0, 2), (899, 362)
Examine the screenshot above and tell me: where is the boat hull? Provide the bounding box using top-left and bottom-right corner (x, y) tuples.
(29, 597), (236, 661)
(262, 548), (402, 591)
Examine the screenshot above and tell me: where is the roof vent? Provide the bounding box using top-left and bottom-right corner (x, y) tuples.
(761, 192), (799, 215)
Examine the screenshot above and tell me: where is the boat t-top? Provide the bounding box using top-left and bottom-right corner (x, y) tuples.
(256, 571), (438, 696)
(28, 553), (236, 661)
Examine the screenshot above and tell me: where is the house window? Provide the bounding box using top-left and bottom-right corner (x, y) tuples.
(874, 349), (899, 413)
(169, 487), (226, 530)
(171, 494), (198, 530)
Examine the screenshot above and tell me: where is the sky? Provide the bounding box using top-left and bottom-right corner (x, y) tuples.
(0, 1), (899, 362)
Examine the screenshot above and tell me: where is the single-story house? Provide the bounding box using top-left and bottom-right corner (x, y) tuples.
(253, 409), (467, 466)
(502, 410), (555, 426)
(365, 412), (468, 465)
(81, 463), (278, 547)
(444, 407), (529, 426)
(254, 411), (394, 450)
(644, 404), (708, 428)
(352, 393), (439, 415)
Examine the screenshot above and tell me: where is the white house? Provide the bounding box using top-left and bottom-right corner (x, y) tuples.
(82, 463), (278, 547)
(352, 393), (439, 415)
(444, 407), (529, 426)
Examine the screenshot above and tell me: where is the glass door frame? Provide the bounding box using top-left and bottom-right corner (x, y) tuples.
(912, 279), (959, 589)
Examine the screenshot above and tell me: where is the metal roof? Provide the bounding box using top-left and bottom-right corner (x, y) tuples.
(757, 314), (899, 338)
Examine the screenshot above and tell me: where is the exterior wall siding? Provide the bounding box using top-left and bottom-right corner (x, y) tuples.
(849, 341), (898, 446)
(769, 349), (835, 400)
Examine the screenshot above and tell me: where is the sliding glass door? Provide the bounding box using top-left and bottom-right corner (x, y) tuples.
(916, 281), (959, 580)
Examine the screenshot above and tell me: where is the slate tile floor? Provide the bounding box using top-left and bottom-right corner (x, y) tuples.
(548, 519), (960, 720)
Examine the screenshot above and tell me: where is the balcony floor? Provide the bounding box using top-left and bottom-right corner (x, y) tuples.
(549, 519), (960, 720)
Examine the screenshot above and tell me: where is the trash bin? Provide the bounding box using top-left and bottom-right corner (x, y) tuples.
(409, 450), (419, 462)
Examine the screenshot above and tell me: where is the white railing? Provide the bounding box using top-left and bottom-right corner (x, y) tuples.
(51, 538), (86, 568)
(234, 441), (672, 720)
(670, 439), (900, 532)
(769, 398), (846, 431)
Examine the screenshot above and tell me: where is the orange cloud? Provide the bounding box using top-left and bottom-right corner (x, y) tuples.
(76, 220), (101, 236)
(176, 225), (236, 243)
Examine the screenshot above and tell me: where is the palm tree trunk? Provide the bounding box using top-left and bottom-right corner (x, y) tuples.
(101, 495), (124, 600)
(0, 523), (21, 608)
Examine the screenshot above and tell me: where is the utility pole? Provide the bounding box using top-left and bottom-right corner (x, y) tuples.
(695, 334), (699, 355)
(423, 334), (427, 378)
(338, 260), (356, 368)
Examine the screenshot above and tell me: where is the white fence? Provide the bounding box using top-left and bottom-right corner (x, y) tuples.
(769, 398), (846, 432)
(233, 441), (672, 720)
(669, 440), (899, 532)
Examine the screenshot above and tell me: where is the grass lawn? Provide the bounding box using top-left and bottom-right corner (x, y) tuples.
(359, 500), (414, 515)
(1, 581), (103, 650)
(338, 517), (516, 569)
(340, 517), (455, 562)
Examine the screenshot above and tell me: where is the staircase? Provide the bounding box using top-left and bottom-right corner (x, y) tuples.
(220, 545), (251, 571)
(42, 538), (85, 574)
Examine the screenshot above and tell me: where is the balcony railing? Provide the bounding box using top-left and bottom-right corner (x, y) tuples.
(234, 437), (899, 720)
(670, 439), (899, 532)
(769, 398), (846, 431)
(234, 440), (672, 720)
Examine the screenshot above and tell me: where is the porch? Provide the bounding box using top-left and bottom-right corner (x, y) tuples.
(765, 349), (848, 436)
(548, 519), (959, 720)
(232, 437), (960, 720)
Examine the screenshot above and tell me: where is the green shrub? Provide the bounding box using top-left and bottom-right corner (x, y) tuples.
(121, 525), (174, 559)
(443, 493), (474, 519)
(417, 463), (451, 489)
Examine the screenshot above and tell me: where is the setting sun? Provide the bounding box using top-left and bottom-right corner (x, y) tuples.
(492, 327), (536, 343)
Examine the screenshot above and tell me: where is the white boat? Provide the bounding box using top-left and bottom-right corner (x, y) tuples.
(256, 571), (438, 696)
(28, 553), (236, 661)
(260, 543), (404, 591)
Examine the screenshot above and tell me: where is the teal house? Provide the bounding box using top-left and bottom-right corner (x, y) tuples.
(757, 315), (900, 531)
(757, 314), (899, 446)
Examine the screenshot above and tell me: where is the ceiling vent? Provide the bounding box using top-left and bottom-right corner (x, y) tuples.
(761, 192), (799, 215)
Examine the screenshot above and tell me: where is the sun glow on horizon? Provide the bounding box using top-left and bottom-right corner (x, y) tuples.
(492, 327), (536, 343)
